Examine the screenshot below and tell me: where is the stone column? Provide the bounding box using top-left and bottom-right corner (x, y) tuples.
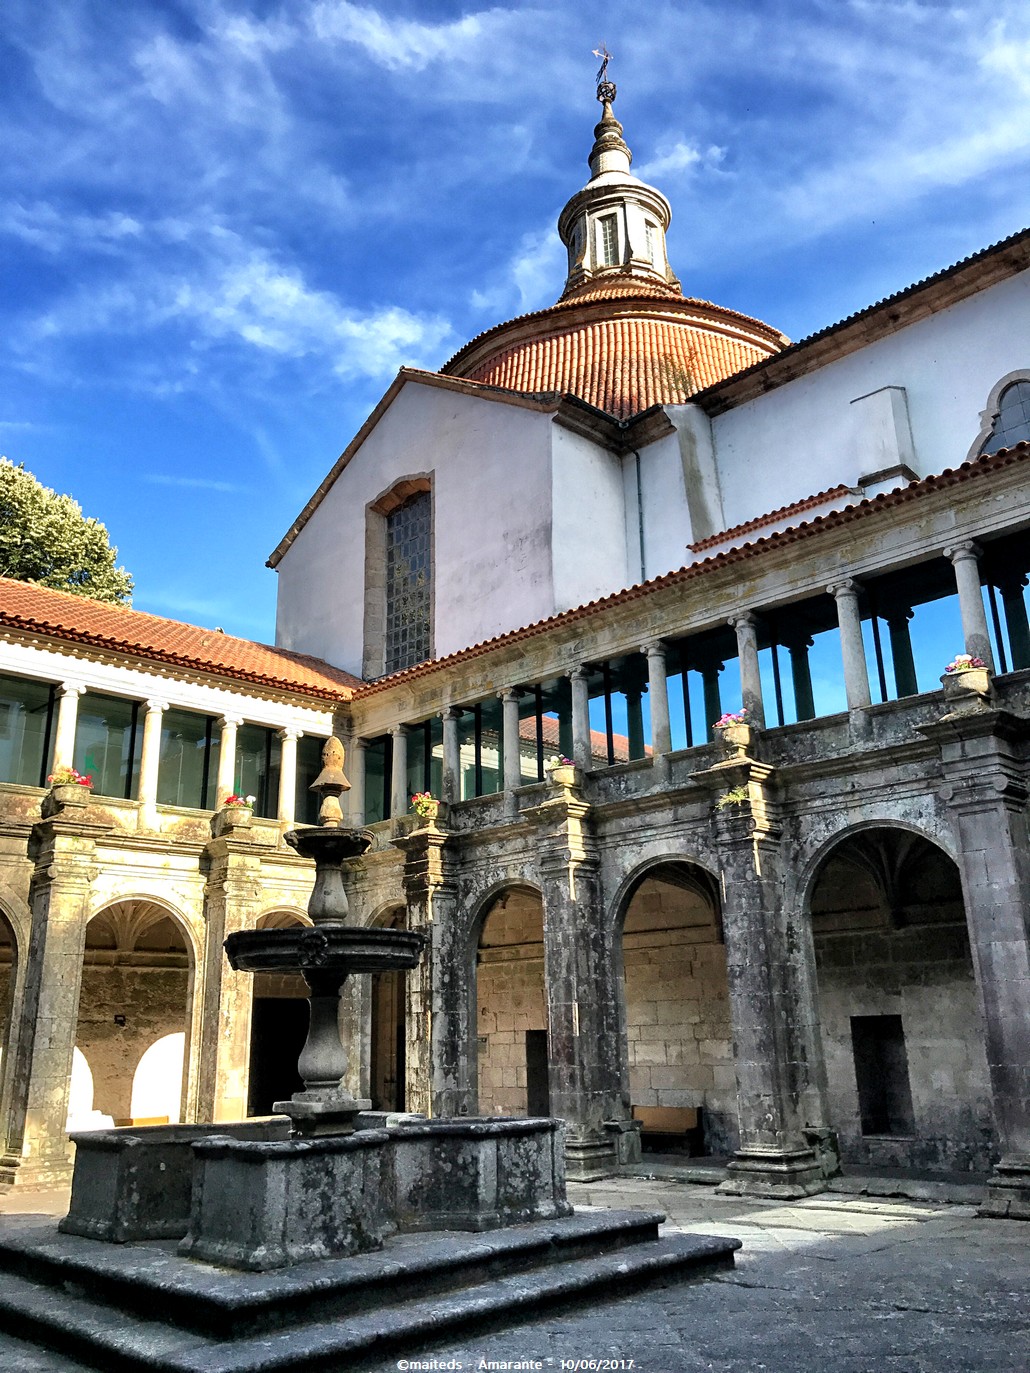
(393, 822), (460, 1117)
(828, 580), (872, 710)
(920, 708), (1030, 1217)
(625, 688), (644, 760)
(884, 608), (918, 697)
(136, 698), (167, 828)
(785, 636), (815, 721)
(0, 807), (109, 1190)
(642, 642), (672, 756)
(277, 727), (302, 827)
(945, 541), (995, 670)
(998, 574), (1030, 670)
(52, 682), (86, 771)
(562, 668), (588, 772)
(500, 688), (523, 792)
(348, 737), (367, 825)
(441, 707), (461, 803)
(692, 751), (828, 1199)
(730, 614), (765, 727)
(390, 725), (409, 820)
(527, 781), (623, 1177)
(215, 715), (243, 806)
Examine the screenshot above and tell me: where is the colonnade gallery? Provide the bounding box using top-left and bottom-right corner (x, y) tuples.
(2, 88), (1030, 1217)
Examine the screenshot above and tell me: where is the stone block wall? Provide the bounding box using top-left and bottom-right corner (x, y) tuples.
(621, 873), (738, 1155)
(476, 890), (546, 1117)
(815, 922), (995, 1172)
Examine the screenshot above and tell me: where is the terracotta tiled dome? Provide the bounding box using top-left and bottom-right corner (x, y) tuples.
(441, 283), (787, 421)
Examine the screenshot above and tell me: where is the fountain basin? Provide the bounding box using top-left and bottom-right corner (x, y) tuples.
(225, 925), (425, 975)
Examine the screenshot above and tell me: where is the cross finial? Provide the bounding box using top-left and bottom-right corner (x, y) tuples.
(592, 44), (616, 104)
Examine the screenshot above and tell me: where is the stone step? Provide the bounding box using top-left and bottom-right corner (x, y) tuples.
(0, 1209), (663, 1339)
(0, 1229), (739, 1373)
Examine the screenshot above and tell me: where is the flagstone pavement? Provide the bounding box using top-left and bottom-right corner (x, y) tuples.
(1, 1173), (1027, 1372)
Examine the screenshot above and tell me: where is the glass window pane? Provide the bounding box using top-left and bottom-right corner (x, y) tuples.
(295, 735), (325, 827)
(235, 724), (280, 819)
(157, 708), (213, 809)
(76, 693), (140, 799)
(385, 491), (431, 673)
(364, 737), (389, 823)
(0, 674), (56, 787)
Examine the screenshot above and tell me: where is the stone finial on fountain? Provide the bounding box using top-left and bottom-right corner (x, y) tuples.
(310, 735), (351, 827)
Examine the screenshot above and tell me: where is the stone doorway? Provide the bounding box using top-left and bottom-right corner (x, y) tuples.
(809, 827), (995, 1173)
(618, 862), (736, 1156)
(370, 907), (406, 1112)
(75, 901), (193, 1126)
(476, 886), (546, 1117)
(247, 911), (308, 1116)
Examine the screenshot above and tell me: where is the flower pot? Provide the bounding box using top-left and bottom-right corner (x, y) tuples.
(42, 783), (92, 817)
(213, 805), (253, 837)
(715, 723), (752, 759)
(941, 667), (991, 706)
(412, 801), (440, 824)
(547, 765), (580, 787)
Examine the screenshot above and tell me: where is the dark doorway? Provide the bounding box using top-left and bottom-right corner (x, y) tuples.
(526, 1029), (550, 1117)
(248, 998), (306, 1115)
(851, 1014), (915, 1136)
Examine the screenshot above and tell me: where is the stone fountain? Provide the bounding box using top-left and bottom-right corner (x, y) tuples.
(224, 736), (424, 1139)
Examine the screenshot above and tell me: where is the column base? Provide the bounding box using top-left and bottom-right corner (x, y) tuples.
(718, 1144), (827, 1200)
(0, 1149), (74, 1193)
(979, 1154), (1030, 1220)
(563, 1130), (619, 1180)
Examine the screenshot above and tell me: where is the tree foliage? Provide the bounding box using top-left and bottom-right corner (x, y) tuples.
(0, 458), (134, 604)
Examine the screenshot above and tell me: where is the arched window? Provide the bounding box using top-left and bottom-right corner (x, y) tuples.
(979, 379), (1030, 455)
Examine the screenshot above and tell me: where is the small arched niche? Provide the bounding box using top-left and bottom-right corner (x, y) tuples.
(476, 886), (547, 1118)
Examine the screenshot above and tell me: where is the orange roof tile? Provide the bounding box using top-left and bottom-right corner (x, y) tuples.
(0, 577), (359, 701)
(442, 286), (787, 420)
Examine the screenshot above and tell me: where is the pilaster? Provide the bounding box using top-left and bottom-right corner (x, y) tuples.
(919, 703), (1030, 1217)
(1, 804), (110, 1189)
(526, 778), (623, 1177)
(394, 821), (460, 1117)
(693, 742), (828, 1198)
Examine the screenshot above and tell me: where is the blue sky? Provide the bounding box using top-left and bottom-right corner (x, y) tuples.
(4, 0), (1030, 646)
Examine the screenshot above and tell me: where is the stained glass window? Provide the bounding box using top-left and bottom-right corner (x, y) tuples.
(981, 381), (1030, 454)
(385, 491), (431, 673)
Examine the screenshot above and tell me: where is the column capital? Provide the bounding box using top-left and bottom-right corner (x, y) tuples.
(566, 665), (589, 683)
(58, 681), (88, 700)
(440, 705), (462, 722)
(497, 686), (521, 703)
(144, 698), (169, 715)
(729, 611), (758, 632)
(218, 714), (244, 729)
(944, 539), (983, 564)
(277, 726), (303, 743)
(640, 639), (667, 659)
(390, 723), (408, 738)
(827, 578), (862, 600)
(351, 735), (369, 753)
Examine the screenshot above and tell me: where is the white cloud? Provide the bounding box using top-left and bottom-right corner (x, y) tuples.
(309, 1), (489, 72)
(471, 225), (566, 317)
(636, 143), (725, 183)
(143, 474), (242, 493)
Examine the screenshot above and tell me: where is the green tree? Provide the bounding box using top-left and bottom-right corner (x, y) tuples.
(0, 457), (133, 604)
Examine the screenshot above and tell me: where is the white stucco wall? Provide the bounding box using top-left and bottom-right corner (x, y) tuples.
(550, 425), (628, 610)
(707, 271), (1030, 531)
(274, 382), (556, 674)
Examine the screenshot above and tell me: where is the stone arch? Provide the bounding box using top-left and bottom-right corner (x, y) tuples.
(611, 855), (733, 1157)
(794, 815), (959, 919)
(77, 897), (194, 1125)
(805, 822), (994, 1173)
(966, 369), (1030, 460)
(473, 882), (547, 1119)
(247, 909), (310, 1117)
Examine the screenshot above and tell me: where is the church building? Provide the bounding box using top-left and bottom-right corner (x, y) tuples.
(2, 78), (1030, 1216)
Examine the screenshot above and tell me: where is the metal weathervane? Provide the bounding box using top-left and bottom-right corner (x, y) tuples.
(592, 43), (616, 104)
